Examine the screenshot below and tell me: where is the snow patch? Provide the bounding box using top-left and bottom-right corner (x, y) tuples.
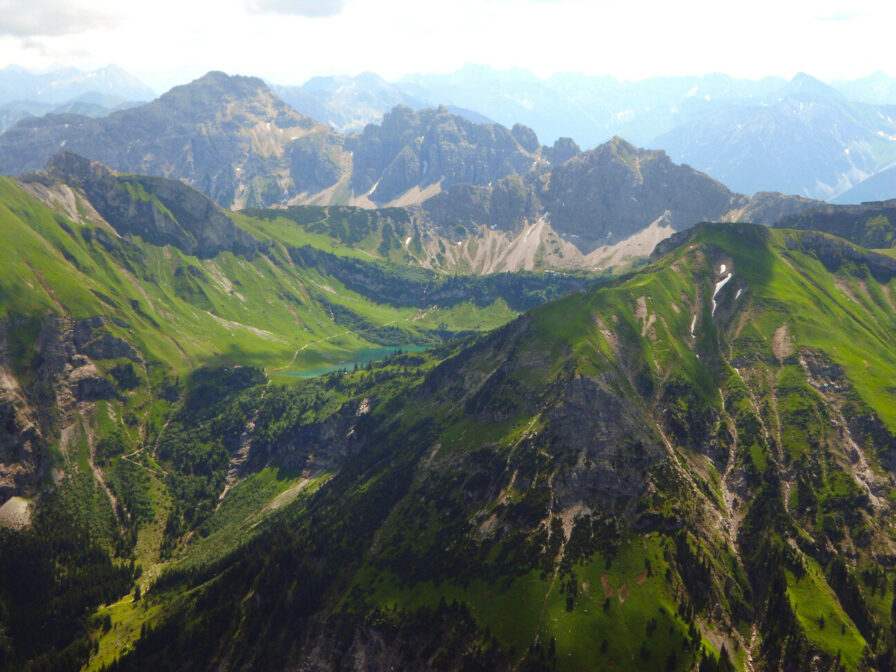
(404, 236), (411, 247)
(719, 263), (727, 275)
(712, 273), (733, 317)
(690, 314), (697, 338)
(735, 288), (743, 301)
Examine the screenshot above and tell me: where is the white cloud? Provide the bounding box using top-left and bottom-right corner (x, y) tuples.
(0, 0), (120, 37)
(816, 9), (861, 21)
(246, 0), (346, 17)
(0, 0), (893, 87)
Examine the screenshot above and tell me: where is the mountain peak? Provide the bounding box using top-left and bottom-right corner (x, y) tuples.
(43, 150), (115, 184)
(779, 72), (844, 101)
(163, 71), (273, 102)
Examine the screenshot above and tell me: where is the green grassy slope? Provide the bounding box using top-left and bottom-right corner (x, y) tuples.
(85, 223), (896, 672)
(0, 174), (601, 671)
(2, 177), (595, 374)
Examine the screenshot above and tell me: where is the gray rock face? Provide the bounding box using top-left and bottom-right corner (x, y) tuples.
(775, 198), (896, 249)
(0, 312), (141, 501)
(33, 152), (258, 258)
(420, 137), (819, 254)
(347, 105), (542, 204)
(73, 316), (141, 362)
(421, 174), (540, 234)
(542, 137), (741, 248)
(543, 136), (581, 165)
(0, 71), (340, 209)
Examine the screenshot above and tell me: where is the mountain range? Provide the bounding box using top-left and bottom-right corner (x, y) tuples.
(0, 65), (156, 107)
(0, 65), (155, 133)
(0, 71), (819, 270)
(0, 150), (601, 501)
(5, 173), (896, 668)
(655, 74), (896, 201)
(4, 66), (896, 203)
(5, 61), (896, 672)
(271, 67), (896, 203)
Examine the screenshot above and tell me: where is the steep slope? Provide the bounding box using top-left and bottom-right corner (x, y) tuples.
(775, 198), (896, 249)
(542, 137), (741, 248)
(0, 71), (346, 209)
(0, 73), (550, 213)
(74, 223), (896, 672)
(34, 152), (259, 258)
(345, 104), (544, 206)
(654, 74), (896, 200)
(421, 137), (818, 256)
(0, 159), (595, 500)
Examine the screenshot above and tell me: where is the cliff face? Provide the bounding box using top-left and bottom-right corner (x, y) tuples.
(0, 314), (137, 499)
(347, 105), (544, 203)
(30, 152), (259, 258)
(775, 198), (896, 249)
(0, 74), (548, 211)
(420, 138), (820, 254)
(540, 137), (742, 248)
(0, 72), (343, 209)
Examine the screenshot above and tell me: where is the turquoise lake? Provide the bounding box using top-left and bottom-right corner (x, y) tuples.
(278, 345), (430, 378)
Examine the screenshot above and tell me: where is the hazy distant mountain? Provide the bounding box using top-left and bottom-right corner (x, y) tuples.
(274, 71), (497, 133)
(831, 71), (896, 105)
(395, 65), (788, 148)
(653, 73), (896, 200)
(0, 64), (155, 106)
(399, 64), (583, 141)
(273, 72), (426, 131)
(0, 72), (546, 210)
(0, 93), (143, 133)
(833, 164), (896, 203)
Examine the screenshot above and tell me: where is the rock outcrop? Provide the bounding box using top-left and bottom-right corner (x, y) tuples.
(776, 198), (896, 249)
(0, 313), (139, 501)
(347, 105), (543, 204)
(27, 152), (259, 258)
(0, 71), (342, 209)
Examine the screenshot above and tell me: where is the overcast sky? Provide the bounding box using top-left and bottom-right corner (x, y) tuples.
(0, 0), (893, 92)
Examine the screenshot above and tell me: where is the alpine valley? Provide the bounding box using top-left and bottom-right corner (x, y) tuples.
(2, 68), (896, 672)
